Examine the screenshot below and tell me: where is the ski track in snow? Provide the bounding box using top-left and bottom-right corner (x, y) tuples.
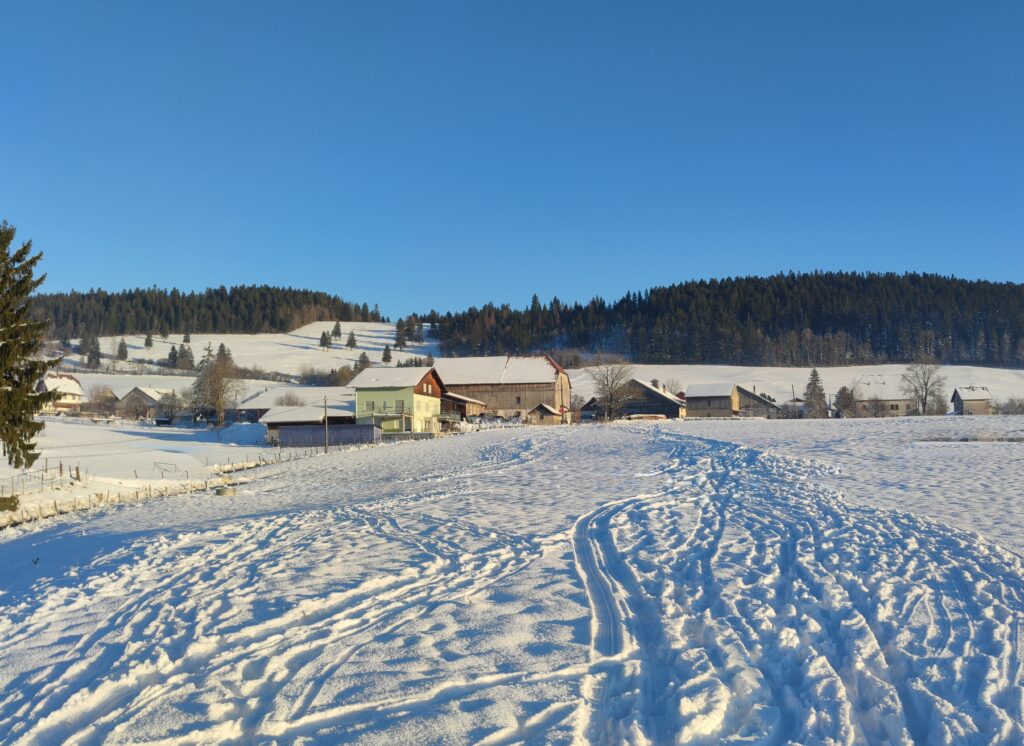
(1, 424), (1022, 744)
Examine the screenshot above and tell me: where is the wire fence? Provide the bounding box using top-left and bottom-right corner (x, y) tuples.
(0, 448), (335, 531)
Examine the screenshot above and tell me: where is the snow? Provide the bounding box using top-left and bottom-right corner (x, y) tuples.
(239, 385), (354, 410)
(36, 373), (84, 397)
(259, 402), (355, 424)
(348, 366), (432, 388)
(2, 418), (1023, 743)
(433, 355), (561, 385)
(571, 363), (1024, 408)
(681, 382), (735, 398)
(0, 418), (274, 518)
(89, 321), (439, 378)
(953, 384), (993, 402)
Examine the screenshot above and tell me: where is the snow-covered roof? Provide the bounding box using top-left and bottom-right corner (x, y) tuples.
(259, 401), (355, 425)
(852, 377), (906, 402)
(684, 383), (736, 399)
(239, 386), (354, 410)
(38, 373), (84, 398)
(530, 403), (561, 415)
(349, 367), (435, 389)
(123, 387), (174, 402)
(632, 379), (686, 406)
(433, 356), (562, 385)
(442, 391), (488, 406)
(953, 385), (992, 402)
(736, 386), (781, 409)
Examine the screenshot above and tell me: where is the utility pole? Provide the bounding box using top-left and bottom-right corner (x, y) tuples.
(324, 396), (328, 454)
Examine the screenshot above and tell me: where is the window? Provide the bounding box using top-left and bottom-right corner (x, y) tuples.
(395, 401), (404, 413)
(364, 400), (375, 412)
(890, 404), (899, 411)
(516, 396), (521, 405)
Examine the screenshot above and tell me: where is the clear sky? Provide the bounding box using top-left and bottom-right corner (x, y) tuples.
(2, 1), (1021, 318)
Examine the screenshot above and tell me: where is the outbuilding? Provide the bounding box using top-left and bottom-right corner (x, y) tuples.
(951, 386), (995, 416)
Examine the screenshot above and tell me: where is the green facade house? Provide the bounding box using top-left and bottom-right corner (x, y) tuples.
(349, 366), (446, 434)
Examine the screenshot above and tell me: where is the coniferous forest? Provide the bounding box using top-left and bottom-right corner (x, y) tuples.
(32, 286), (382, 340)
(425, 272), (1024, 367)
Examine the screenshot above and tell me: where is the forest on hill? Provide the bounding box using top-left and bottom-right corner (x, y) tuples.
(425, 272), (1024, 367)
(32, 286), (383, 340)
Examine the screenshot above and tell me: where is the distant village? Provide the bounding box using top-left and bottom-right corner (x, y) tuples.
(36, 350), (1014, 448)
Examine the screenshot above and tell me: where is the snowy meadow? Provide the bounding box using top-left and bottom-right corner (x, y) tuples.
(1, 418), (1022, 744)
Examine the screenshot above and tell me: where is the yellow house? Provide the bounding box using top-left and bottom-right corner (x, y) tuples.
(349, 366), (445, 434)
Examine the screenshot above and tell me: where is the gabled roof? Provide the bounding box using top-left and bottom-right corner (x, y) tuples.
(530, 402), (561, 415)
(685, 383), (736, 399)
(442, 391), (488, 406)
(433, 356), (564, 385)
(952, 385), (993, 402)
(852, 377), (906, 402)
(736, 385), (781, 410)
(631, 379), (686, 406)
(259, 401), (355, 425)
(239, 386), (354, 410)
(122, 386), (173, 403)
(349, 366), (439, 389)
(38, 373), (84, 398)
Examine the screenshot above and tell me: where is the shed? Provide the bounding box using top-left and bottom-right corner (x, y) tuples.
(527, 402), (565, 426)
(951, 386), (995, 416)
(260, 401), (356, 444)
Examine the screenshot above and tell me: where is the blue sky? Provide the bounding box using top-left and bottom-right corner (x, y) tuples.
(2, 1), (1021, 318)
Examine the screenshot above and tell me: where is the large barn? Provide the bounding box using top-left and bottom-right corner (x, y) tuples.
(684, 383), (780, 418)
(432, 356), (570, 421)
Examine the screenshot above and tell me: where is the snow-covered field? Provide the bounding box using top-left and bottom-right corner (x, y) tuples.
(571, 363), (1024, 408)
(86, 322), (440, 378)
(2, 419), (1023, 743)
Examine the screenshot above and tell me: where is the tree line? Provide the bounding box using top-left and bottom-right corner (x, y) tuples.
(32, 285), (384, 339)
(425, 272), (1024, 367)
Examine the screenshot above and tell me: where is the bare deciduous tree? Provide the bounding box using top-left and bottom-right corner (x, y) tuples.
(900, 361), (947, 415)
(275, 392), (304, 406)
(585, 359), (635, 420)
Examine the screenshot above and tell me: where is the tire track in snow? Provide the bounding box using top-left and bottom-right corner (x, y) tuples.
(572, 428), (1024, 744)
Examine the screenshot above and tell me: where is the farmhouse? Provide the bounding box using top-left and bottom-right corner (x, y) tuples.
(432, 355), (570, 421)
(684, 383), (780, 418)
(852, 378), (911, 417)
(622, 379), (686, 419)
(36, 373), (84, 414)
(115, 387), (172, 420)
(951, 386), (995, 416)
(350, 366), (445, 434)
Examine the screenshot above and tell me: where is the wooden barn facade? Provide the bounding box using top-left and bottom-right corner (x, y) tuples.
(433, 356), (570, 421)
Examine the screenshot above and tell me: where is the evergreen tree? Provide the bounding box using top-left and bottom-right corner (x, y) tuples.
(320, 331), (331, 349)
(382, 343), (392, 363)
(356, 351), (371, 371)
(177, 344), (194, 370)
(144, 332), (153, 348)
(168, 345), (178, 368)
(332, 321), (342, 339)
(86, 336), (102, 369)
(803, 368), (829, 418)
(346, 331), (357, 349)
(183, 332), (191, 343)
(216, 343), (232, 364)
(0, 220), (60, 468)
(394, 319), (407, 349)
(117, 337), (128, 361)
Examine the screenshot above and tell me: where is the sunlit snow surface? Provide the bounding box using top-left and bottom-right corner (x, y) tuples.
(1, 419), (1022, 744)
